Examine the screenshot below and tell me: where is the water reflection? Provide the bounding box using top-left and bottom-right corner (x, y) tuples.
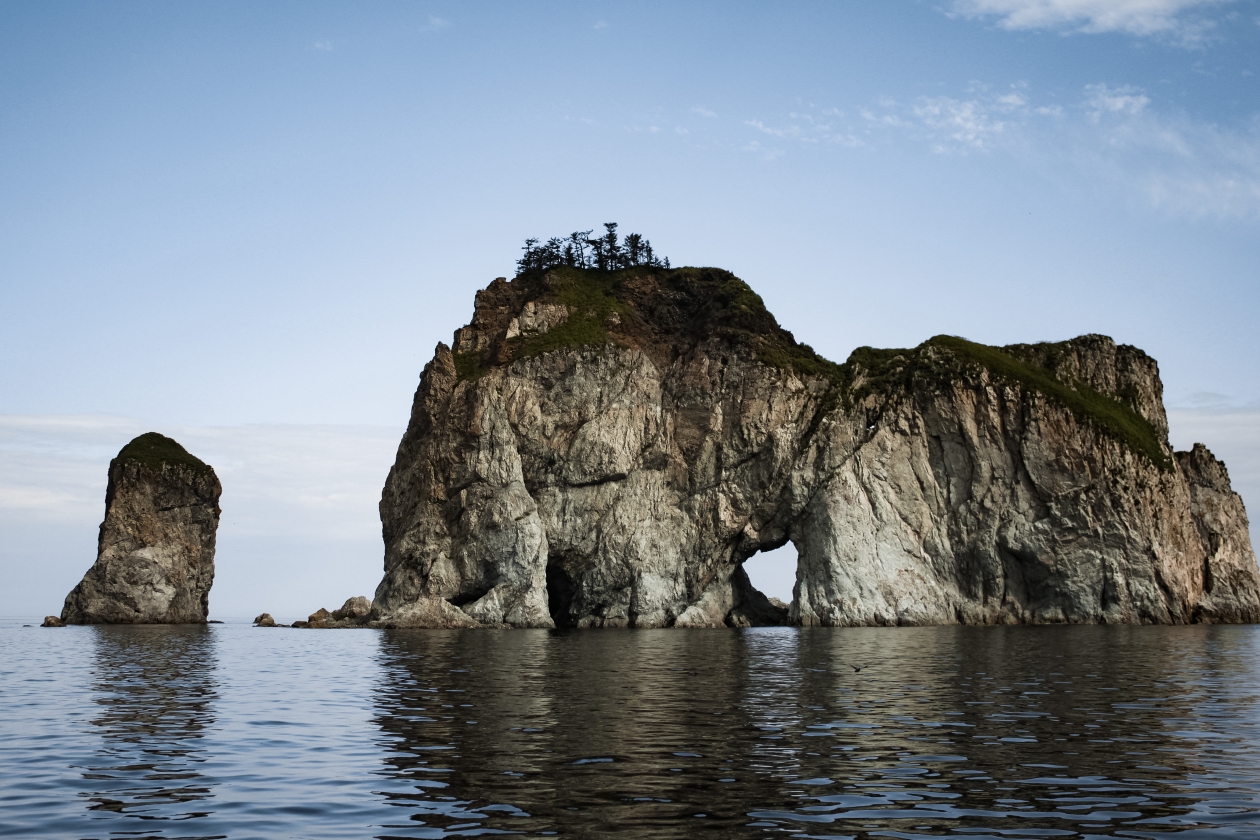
(372, 625), (1260, 838)
(84, 625), (221, 839)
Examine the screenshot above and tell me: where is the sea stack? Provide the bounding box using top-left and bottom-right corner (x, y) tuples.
(371, 263), (1260, 628)
(61, 433), (221, 624)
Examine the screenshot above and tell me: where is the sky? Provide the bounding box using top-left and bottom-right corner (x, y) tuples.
(2, 0), (1258, 616)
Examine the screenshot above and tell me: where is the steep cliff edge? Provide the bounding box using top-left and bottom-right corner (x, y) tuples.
(62, 433), (221, 624)
(372, 267), (1259, 628)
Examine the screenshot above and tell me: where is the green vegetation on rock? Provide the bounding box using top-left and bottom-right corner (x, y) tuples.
(114, 432), (213, 475)
(516, 269), (631, 358)
(453, 350), (486, 381)
(845, 335), (1171, 471)
(453, 253), (1170, 472)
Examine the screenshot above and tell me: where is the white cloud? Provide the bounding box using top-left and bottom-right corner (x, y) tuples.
(746, 119), (791, 138)
(313, 40), (333, 51)
(741, 139), (785, 160)
(419, 15), (449, 33)
(951, 0), (1233, 42)
(743, 109), (862, 149)
(692, 106), (718, 118)
(845, 81), (1260, 218)
(913, 96), (1011, 149)
(594, 20), (608, 30)
(1085, 82), (1150, 117)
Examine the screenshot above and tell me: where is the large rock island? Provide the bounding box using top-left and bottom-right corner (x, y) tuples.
(368, 264), (1260, 628)
(61, 433), (221, 624)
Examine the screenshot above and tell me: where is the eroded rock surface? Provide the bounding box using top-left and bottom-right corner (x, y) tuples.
(61, 433), (221, 624)
(371, 267), (1260, 628)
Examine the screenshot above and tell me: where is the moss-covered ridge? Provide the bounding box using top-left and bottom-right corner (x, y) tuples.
(114, 432), (213, 476)
(451, 266), (1169, 470)
(453, 265), (794, 378)
(844, 335), (1171, 471)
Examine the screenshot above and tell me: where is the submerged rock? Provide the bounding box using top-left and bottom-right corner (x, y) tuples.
(61, 433), (221, 625)
(371, 267), (1260, 628)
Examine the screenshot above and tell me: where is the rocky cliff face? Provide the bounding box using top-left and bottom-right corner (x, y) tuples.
(372, 267), (1260, 628)
(62, 433), (221, 624)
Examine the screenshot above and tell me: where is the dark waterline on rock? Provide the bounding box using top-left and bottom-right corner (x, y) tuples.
(4, 621), (1260, 838)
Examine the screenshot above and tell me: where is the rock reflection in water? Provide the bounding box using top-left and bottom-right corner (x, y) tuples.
(372, 625), (1260, 838)
(83, 625), (221, 838)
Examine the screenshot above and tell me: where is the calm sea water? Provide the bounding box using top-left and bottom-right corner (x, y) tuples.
(3, 621), (1260, 839)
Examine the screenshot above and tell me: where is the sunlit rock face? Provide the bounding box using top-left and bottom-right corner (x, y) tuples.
(62, 433), (221, 624)
(373, 268), (1260, 628)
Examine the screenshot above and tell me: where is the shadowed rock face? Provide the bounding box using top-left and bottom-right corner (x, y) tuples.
(372, 267), (1260, 628)
(62, 433), (221, 624)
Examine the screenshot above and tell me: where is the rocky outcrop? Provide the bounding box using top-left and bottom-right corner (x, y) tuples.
(300, 596), (374, 628)
(61, 433), (221, 624)
(41, 615), (66, 627)
(372, 267), (1260, 628)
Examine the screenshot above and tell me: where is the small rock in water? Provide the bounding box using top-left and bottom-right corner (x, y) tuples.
(41, 616), (66, 627)
(209, 619), (223, 624)
(307, 607), (332, 628)
(291, 620), (310, 628)
(253, 613), (276, 627)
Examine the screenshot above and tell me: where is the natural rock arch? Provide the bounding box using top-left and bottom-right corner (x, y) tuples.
(368, 267), (1260, 628)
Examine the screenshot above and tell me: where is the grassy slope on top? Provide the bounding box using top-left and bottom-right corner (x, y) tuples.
(846, 335), (1171, 470)
(517, 269), (629, 358)
(449, 266), (1168, 470)
(114, 432), (213, 475)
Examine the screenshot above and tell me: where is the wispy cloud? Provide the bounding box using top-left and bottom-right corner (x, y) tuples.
(951, 0), (1235, 44)
(741, 139), (785, 161)
(1084, 82), (1150, 117)
(912, 97), (1012, 149)
(692, 106), (718, 118)
(847, 82), (1260, 219)
(313, 40), (333, 51)
(594, 20), (608, 30)
(744, 109), (862, 147)
(419, 15), (449, 33)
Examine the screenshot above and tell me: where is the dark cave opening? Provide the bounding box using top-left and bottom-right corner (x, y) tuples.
(546, 560), (578, 628)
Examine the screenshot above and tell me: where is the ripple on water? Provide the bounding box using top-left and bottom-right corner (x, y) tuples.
(3, 622), (1260, 837)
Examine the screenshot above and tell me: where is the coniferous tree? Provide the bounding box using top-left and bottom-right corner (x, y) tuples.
(569, 231), (592, 267)
(515, 224), (668, 275)
(624, 233), (644, 266)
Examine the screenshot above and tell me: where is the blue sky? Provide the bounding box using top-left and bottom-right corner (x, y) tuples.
(2, 1), (1258, 613)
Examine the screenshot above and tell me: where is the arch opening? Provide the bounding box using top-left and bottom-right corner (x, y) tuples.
(742, 541), (797, 607)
